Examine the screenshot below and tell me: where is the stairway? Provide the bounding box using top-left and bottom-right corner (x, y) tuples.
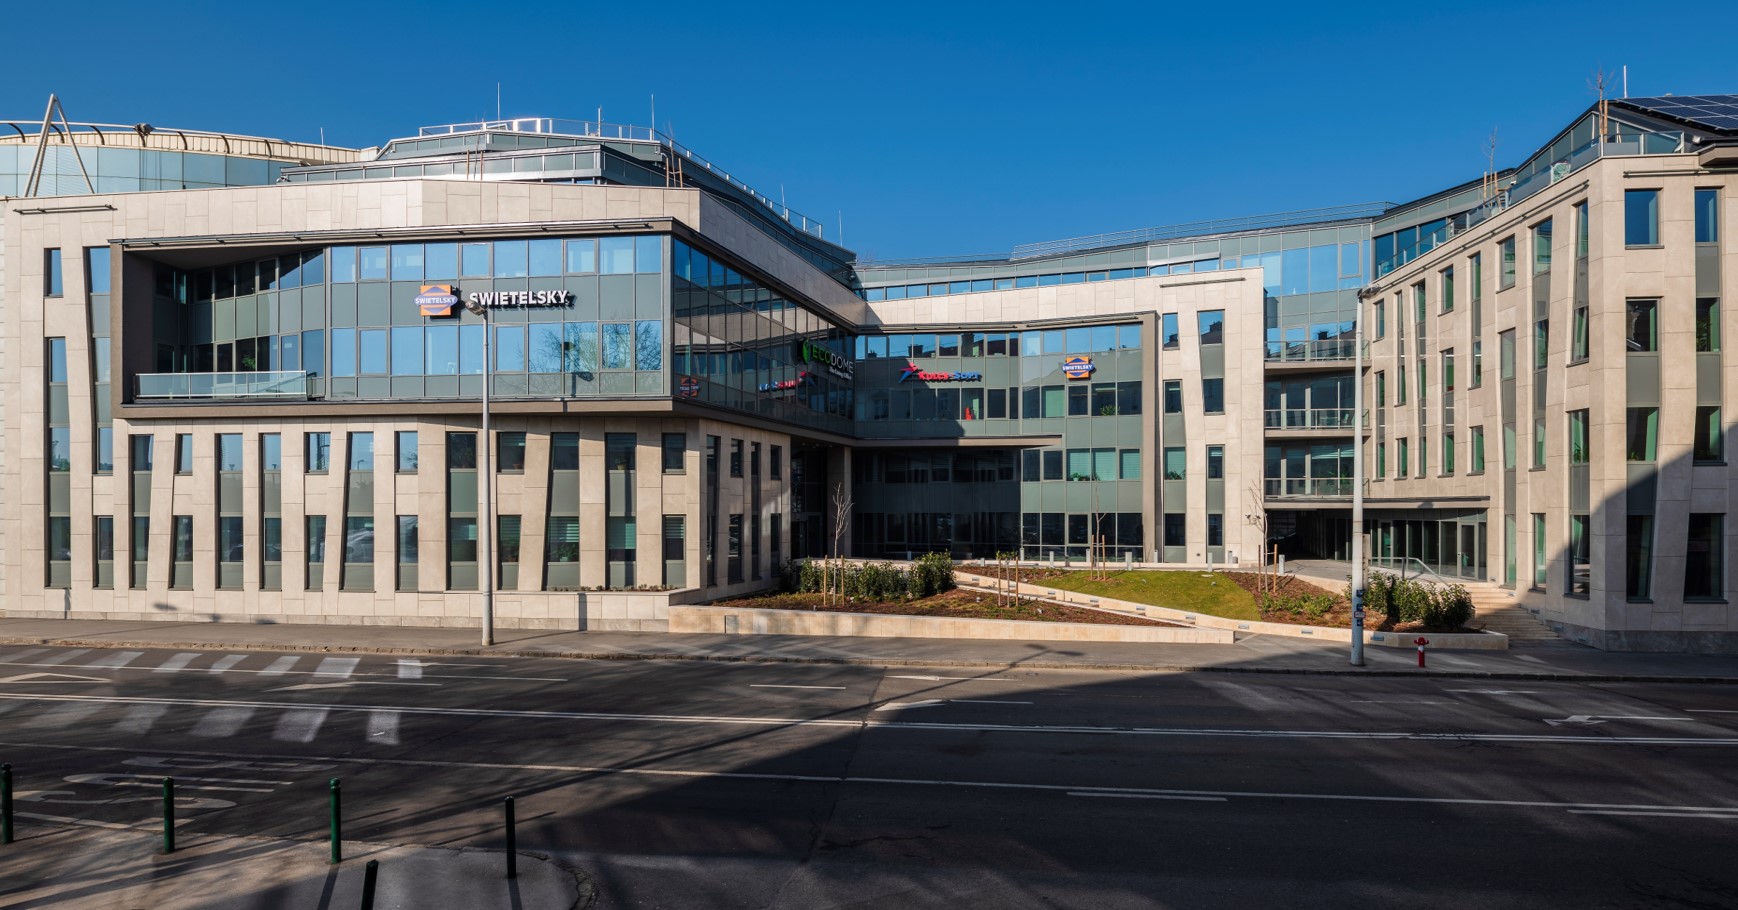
(1459, 580), (1561, 641)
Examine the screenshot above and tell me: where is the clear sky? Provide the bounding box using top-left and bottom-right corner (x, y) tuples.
(6, 0), (1736, 260)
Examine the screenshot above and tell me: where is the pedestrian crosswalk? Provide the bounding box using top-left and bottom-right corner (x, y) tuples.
(0, 646), (424, 749)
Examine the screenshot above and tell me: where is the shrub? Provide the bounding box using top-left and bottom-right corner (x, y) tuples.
(1261, 591), (1335, 621)
(912, 552), (956, 598)
(1419, 584), (1474, 631)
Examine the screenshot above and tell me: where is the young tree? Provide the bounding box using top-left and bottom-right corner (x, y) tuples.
(828, 481), (853, 606)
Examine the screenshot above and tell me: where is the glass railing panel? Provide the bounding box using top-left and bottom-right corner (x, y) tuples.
(135, 372), (311, 400)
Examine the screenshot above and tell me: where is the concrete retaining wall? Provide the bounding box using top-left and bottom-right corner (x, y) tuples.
(669, 605), (1236, 643)
(955, 571), (1508, 651)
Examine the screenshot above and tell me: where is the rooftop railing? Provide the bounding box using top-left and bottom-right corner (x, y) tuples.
(1264, 477), (1354, 498)
(136, 371), (310, 401)
(1264, 408), (1365, 430)
(1009, 202), (1393, 260)
(1265, 337), (1359, 363)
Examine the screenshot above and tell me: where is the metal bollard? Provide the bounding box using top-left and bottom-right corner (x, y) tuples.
(504, 796), (517, 879)
(3, 763), (15, 845)
(329, 778), (342, 864)
(162, 777), (175, 854)
(1415, 636), (1430, 668)
(359, 859), (379, 910)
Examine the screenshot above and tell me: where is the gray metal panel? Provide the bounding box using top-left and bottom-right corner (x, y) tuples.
(1162, 479), (1186, 510)
(262, 563), (281, 591)
(600, 276), (636, 320)
(550, 473), (581, 512)
(397, 564), (418, 592)
(1626, 464), (1658, 514)
(220, 563), (244, 589)
(1569, 464), (1591, 514)
(48, 386), (68, 424)
(1696, 245), (1722, 297)
(132, 475), (153, 511)
(547, 562), (581, 590)
(1626, 353), (1661, 406)
(49, 474), (70, 512)
(1206, 480), (1225, 511)
(358, 283), (390, 325)
(1200, 345), (1225, 378)
(449, 472), (478, 514)
(1699, 353), (1724, 405)
(218, 474), (243, 510)
(1532, 273), (1551, 321)
(1161, 413), (1186, 442)
(341, 564), (372, 591)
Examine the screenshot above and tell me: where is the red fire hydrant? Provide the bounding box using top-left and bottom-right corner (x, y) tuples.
(1414, 637), (1430, 668)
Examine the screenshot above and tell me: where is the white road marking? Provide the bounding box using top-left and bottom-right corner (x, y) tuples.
(63, 772), (287, 793)
(85, 651), (144, 669)
(367, 710), (401, 745)
(0, 673), (110, 684)
(266, 681), (438, 692)
(887, 675), (1014, 682)
(13, 737), (1738, 819)
(875, 700), (948, 711)
(273, 708), (331, 743)
(1566, 809), (1738, 819)
(1688, 710), (1738, 714)
(1069, 791), (1226, 802)
(207, 655), (248, 674)
(396, 659), (423, 680)
(153, 653), (200, 673)
(114, 703), (168, 734)
(190, 707), (254, 738)
(259, 657), (300, 676)
(3, 649), (50, 663)
(10, 691), (1738, 747)
(1445, 689), (1539, 695)
(1351, 700), (1448, 705)
(949, 699), (1033, 705)
(21, 702), (104, 728)
(1544, 714), (1699, 726)
(751, 684), (846, 690)
(35, 649), (91, 667)
(313, 657), (359, 679)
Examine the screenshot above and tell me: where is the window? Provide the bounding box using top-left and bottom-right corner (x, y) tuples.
(1498, 237), (1516, 289)
(1627, 515), (1654, 601)
(729, 439), (743, 477)
(1161, 313), (1180, 349)
(1696, 188), (1720, 244)
(1398, 363), (1407, 405)
(546, 517), (580, 564)
(1198, 310), (1224, 345)
(306, 433), (331, 473)
(1569, 409), (1591, 465)
(395, 431), (418, 473)
(397, 516), (419, 587)
(1471, 426), (1486, 473)
(96, 428), (113, 474)
(1686, 514), (1725, 599)
(1626, 299), (1658, 352)
(727, 514), (743, 584)
(1625, 189), (1660, 246)
(175, 434), (193, 474)
(349, 432), (375, 472)
(1202, 378), (1224, 414)
(1122, 449), (1142, 480)
(1695, 406), (1724, 463)
(1571, 305), (1589, 363)
(1442, 432), (1455, 474)
(1626, 408), (1658, 462)
(1042, 450), (1063, 481)
(1163, 380), (1182, 413)
(771, 445), (783, 480)
(1206, 445), (1224, 480)
(1697, 298), (1721, 352)
(663, 433), (686, 473)
(498, 432), (526, 472)
(1207, 514), (1223, 547)
(1398, 438), (1409, 477)
(1500, 330), (1516, 380)
(44, 249), (63, 296)
(1534, 417), (1547, 468)
(1469, 252), (1483, 303)
(1164, 513), (1185, 548)
(1163, 448), (1186, 480)
(1471, 341), (1483, 387)
(1068, 385), (1089, 417)
(1376, 442), (1386, 479)
(1532, 513), (1548, 588)
(173, 515), (195, 562)
(1419, 435), (1428, 476)
(1535, 320), (1549, 371)
(1532, 219), (1552, 274)
(1568, 513), (1590, 596)
(1412, 283), (1426, 323)
(1443, 349), (1455, 392)
(216, 434), (242, 472)
(606, 433), (637, 473)
(1441, 266), (1455, 312)
(1375, 299), (1386, 339)
(1576, 201), (1590, 259)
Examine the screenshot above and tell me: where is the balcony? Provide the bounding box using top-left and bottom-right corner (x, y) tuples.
(1264, 408), (1366, 431)
(136, 371), (311, 401)
(1265, 338), (1358, 364)
(1265, 477), (1353, 498)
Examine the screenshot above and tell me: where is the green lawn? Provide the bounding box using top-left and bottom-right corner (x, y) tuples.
(1033, 570), (1261, 622)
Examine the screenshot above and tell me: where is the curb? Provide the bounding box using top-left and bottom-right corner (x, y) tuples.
(3, 635), (1735, 684)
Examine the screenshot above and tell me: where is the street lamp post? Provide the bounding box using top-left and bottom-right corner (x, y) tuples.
(465, 298), (495, 646)
(1351, 311), (1366, 667)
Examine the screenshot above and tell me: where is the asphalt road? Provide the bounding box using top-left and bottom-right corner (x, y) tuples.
(2, 644), (1737, 908)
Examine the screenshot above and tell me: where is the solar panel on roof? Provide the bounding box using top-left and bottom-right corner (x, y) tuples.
(1620, 95), (1738, 132)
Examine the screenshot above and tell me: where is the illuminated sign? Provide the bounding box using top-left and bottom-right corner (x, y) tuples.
(678, 376), (701, 398)
(465, 289), (573, 308)
(899, 363), (982, 383)
(1061, 356), (1096, 380)
(796, 339), (854, 380)
(759, 371), (815, 393)
(416, 285), (460, 317)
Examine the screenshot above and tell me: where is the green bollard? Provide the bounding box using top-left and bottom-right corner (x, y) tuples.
(359, 859), (379, 910)
(162, 777), (175, 854)
(2, 763), (14, 845)
(329, 778), (342, 864)
(504, 796), (517, 879)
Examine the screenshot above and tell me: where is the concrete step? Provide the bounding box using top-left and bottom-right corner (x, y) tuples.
(1473, 605), (1560, 639)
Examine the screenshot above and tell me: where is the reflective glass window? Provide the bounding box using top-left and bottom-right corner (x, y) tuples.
(495, 325), (526, 371)
(390, 244), (424, 280)
(529, 324), (563, 372)
(636, 235), (662, 273)
(1696, 188), (1719, 244)
(348, 432), (375, 471)
(494, 240), (529, 278)
(1162, 313), (1179, 348)
(331, 328), (357, 376)
(565, 322), (598, 373)
(459, 325), (485, 374)
(603, 323), (632, 369)
(396, 431), (419, 472)
(635, 320), (662, 370)
(358, 246), (388, 281)
(460, 243), (490, 278)
(359, 329), (387, 374)
(86, 246), (112, 294)
(1625, 190), (1660, 246)
(601, 237), (635, 274)
(391, 327), (423, 375)
(425, 243), (458, 280)
(566, 239), (597, 273)
(426, 325), (459, 374)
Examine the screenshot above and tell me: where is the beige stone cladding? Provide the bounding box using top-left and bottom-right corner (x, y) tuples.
(1364, 154), (1738, 649)
(863, 268), (1269, 564)
(0, 180), (812, 631)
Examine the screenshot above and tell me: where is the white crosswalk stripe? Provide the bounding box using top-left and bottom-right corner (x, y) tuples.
(22, 702), (104, 729)
(86, 651), (144, 669)
(4, 648), (50, 663)
(259, 656), (300, 676)
(153, 653), (200, 673)
(273, 708), (331, 743)
(367, 710), (401, 745)
(114, 703), (169, 734)
(207, 655), (248, 673)
(35, 649), (92, 667)
(313, 657), (359, 679)
(396, 659), (423, 680)
(190, 706), (254, 738)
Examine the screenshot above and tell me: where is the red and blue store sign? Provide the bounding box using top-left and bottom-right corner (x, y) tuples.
(899, 363), (982, 383)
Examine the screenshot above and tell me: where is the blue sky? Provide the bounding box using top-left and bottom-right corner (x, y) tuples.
(6, 0), (1736, 260)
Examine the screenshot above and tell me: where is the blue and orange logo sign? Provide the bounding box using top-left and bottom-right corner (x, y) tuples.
(416, 284), (460, 317)
(1062, 356), (1096, 380)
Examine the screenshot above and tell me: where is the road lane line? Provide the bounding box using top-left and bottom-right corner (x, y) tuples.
(888, 676), (1015, 682)
(313, 657), (359, 679)
(9, 737), (1738, 819)
(113, 703), (168, 734)
(273, 708), (331, 744)
(1566, 809), (1738, 819)
(397, 659), (423, 680)
(366, 710), (400, 745)
(1069, 791), (1226, 802)
(208, 655), (248, 674)
(153, 653), (200, 673)
(85, 651), (144, 669)
(1688, 710), (1738, 714)
(35, 649), (91, 667)
(7, 692), (1738, 746)
(3, 649), (50, 663)
(259, 657), (299, 676)
(949, 700), (1033, 705)
(751, 685), (846, 690)
(190, 707), (255, 738)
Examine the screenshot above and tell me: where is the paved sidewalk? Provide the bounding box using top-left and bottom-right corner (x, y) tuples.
(0, 819), (588, 910)
(4, 616), (1738, 682)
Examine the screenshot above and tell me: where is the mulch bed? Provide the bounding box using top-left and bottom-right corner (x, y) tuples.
(1221, 572), (1473, 633)
(717, 589), (1180, 627)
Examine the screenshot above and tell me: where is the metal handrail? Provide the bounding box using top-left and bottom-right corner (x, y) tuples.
(1369, 556), (1454, 585)
(1010, 202), (1394, 260)
(1264, 408), (1358, 429)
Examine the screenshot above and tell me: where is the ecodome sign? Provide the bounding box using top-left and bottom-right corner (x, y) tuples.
(796, 339), (854, 380)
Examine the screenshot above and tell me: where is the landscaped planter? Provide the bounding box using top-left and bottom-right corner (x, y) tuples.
(669, 604), (1235, 644)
